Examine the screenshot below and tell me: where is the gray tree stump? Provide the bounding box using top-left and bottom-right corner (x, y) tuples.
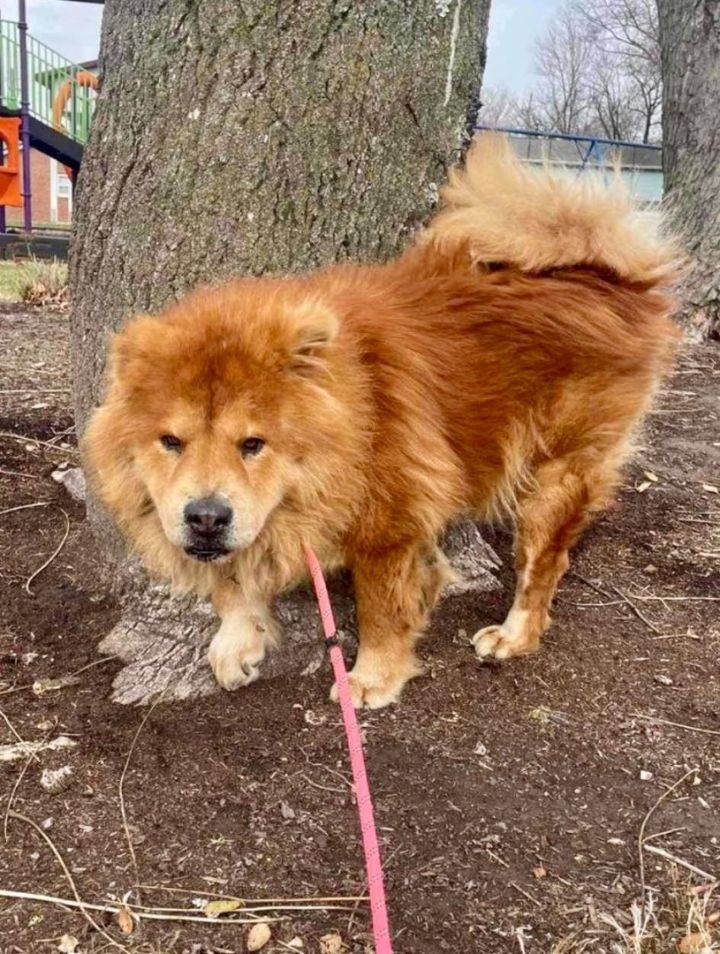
(99, 523), (501, 705)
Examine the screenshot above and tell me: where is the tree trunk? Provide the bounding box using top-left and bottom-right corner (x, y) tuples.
(658, 0), (720, 340)
(70, 0), (499, 704)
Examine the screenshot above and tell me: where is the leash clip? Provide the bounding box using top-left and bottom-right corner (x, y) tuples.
(324, 631), (340, 649)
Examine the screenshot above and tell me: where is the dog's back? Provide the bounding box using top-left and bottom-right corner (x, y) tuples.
(335, 133), (682, 525)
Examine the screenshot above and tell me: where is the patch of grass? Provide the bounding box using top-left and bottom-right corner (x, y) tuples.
(0, 258), (68, 304)
(0, 261), (24, 300)
(17, 257), (68, 306)
(552, 879), (718, 953)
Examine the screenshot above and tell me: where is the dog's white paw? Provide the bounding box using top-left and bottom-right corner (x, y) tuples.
(329, 649), (423, 710)
(208, 624), (267, 692)
(472, 625), (537, 661)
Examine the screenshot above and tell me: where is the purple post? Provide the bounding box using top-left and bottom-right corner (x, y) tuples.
(18, 0), (32, 232)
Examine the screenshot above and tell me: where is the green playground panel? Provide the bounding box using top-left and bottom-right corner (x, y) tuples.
(0, 20), (95, 145)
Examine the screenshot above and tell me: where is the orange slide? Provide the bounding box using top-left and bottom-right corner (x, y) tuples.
(0, 117), (22, 207)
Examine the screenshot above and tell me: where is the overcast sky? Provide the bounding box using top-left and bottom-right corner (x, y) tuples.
(6, 0), (562, 92)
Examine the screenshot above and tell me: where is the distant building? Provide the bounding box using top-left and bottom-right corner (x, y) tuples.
(4, 148), (73, 227)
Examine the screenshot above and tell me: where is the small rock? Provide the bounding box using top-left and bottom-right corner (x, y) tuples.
(246, 922), (272, 951)
(640, 770), (653, 781)
(41, 765), (74, 794)
(51, 466), (86, 502)
(280, 801), (296, 820)
(654, 674), (673, 686)
(287, 940), (304, 950)
(643, 564), (657, 574)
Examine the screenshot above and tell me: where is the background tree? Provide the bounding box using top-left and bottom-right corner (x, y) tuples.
(70, 0), (499, 704)
(658, 0), (720, 341)
(479, 0), (661, 144)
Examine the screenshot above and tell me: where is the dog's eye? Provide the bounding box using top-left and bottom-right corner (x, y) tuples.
(240, 436), (265, 458)
(160, 434), (184, 452)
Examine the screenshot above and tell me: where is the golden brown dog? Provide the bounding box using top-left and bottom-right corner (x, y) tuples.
(84, 135), (681, 708)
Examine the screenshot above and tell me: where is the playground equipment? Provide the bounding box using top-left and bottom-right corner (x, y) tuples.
(0, 0), (98, 232)
(0, 117), (21, 207)
(475, 125), (663, 208)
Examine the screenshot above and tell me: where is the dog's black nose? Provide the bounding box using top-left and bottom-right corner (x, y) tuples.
(184, 496), (232, 535)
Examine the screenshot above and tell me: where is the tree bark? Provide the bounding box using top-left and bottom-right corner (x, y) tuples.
(658, 0), (720, 340)
(70, 0), (499, 704)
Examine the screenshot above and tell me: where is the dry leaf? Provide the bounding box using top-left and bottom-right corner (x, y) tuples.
(532, 866), (547, 879)
(40, 765), (74, 794)
(57, 937), (79, 954)
(702, 483), (718, 494)
(246, 921), (272, 951)
(33, 675), (81, 695)
(0, 735), (76, 763)
(116, 905), (134, 935)
(678, 931), (712, 953)
(320, 933), (344, 954)
(644, 471), (659, 482)
(636, 480), (652, 493)
(205, 897), (242, 918)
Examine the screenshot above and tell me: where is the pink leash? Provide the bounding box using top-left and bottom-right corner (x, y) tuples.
(303, 545), (394, 954)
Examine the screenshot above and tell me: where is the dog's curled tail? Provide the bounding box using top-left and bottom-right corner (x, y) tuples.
(423, 132), (680, 287)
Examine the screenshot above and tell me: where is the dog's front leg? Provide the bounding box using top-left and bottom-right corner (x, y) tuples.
(208, 584), (280, 691)
(333, 543), (445, 709)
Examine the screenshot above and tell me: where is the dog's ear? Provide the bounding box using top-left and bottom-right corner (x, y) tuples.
(284, 297), (339, 374)
(106, 314), (168, 385)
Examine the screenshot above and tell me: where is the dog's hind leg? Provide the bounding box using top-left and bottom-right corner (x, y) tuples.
(335, 542), (452, 709)
(208, 583), (280, 691)
(473, 454), (618, 661)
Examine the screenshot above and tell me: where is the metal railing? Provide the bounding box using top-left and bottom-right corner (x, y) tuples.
(475, 125), (664, 207)
(0, 19), (95, 144)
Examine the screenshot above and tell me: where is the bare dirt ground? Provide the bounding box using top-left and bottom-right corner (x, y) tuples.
(0, 304), (718, 954)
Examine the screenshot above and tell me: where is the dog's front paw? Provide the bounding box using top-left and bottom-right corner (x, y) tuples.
(472, 624), (538, 661)
(330, 650), (423, 710)
(208, 628), (266, 692)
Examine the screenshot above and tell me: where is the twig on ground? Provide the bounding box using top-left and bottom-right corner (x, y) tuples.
(610, 585), (662, 634)
(0, 469), (40, 480)
(0, 707), (26, 746)
(1, 710), (51, 841)
(631, 594), (720, 602)
(509, 882), (541, 908)
(6, 811), (126, 949)
(569, 572), (614, 600)
(643, 844), (717, 882)
(298, 771), (345, 795)
(632, 714), (720, 737)
(0, 888), (288, 926)
(24, 508), (70, 595)
(0, 654), (119, 699)
(638, 768), (699, 920)
(0, 431), (78, 455)
(119, 695), (164, 905)
(0, 501), (50, 517)
(135, 883), (367, 905)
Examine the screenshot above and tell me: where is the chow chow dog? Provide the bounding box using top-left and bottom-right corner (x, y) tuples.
(84, 134), (680, 708)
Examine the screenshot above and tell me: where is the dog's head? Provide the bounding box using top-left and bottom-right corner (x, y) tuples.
(86, 280), (344, 565)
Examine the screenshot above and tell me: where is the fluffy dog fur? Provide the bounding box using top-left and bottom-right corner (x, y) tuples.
(84, 134), (681, 708)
